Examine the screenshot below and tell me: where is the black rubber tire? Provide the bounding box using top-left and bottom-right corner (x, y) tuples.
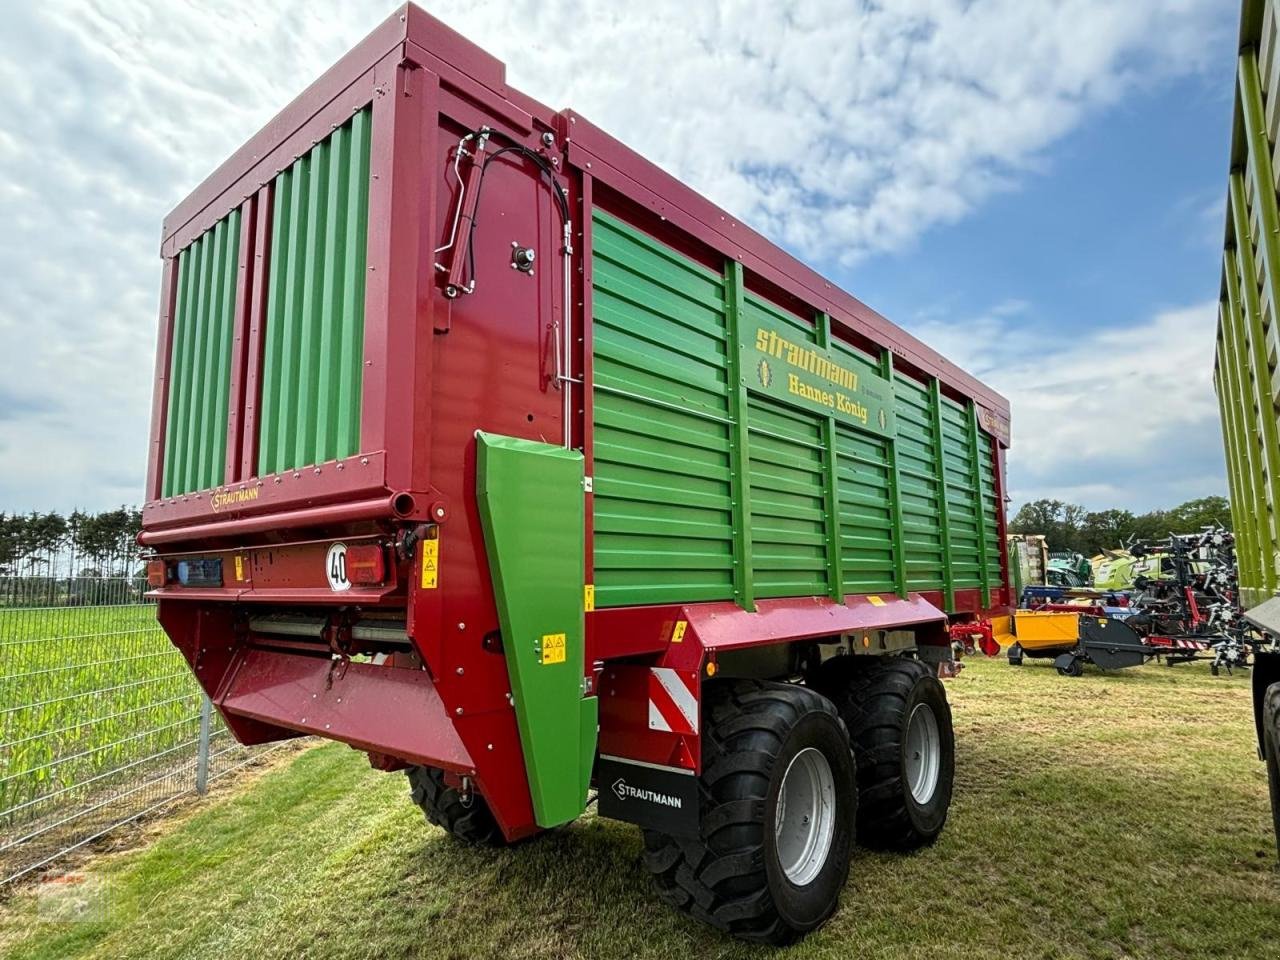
(405, 765), (506, 846)
(1056, 658), (1084, 678)
(816, 657), (955, 851)
(641, 680), (857, 945)
(1264, 682), (1280, 861)
(1008, 642), (1024, 666)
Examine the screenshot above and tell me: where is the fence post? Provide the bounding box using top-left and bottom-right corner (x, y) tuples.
(196, 694), (212, 795)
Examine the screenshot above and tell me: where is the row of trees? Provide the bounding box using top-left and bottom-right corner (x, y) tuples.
(0, 508), (143, 578)
(1008, 496), (1232, 557)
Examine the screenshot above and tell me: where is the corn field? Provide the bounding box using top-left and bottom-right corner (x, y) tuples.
(0, 577), (273, 885)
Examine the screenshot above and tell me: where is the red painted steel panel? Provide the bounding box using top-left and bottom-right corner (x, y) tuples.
(239, 183), (274, 479)
(145, 258), (180, 502)
(224, 195), (256, 483)
(219, 648), (475, 773)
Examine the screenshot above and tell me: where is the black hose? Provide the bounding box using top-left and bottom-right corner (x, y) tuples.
(460, 129), (571, 290)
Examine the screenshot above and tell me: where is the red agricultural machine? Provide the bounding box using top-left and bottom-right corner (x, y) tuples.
(139, 6), (1012, 942)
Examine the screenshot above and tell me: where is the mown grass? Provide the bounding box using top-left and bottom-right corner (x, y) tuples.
(1, 656), (1276, 960)
(0, 604), (198, 824)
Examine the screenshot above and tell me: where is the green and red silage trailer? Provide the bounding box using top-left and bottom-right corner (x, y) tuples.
(140, 5), (1012, 942)
(1214, 0), (1280, 864)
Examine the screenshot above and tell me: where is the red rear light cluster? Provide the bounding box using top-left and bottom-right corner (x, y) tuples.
(345, 544), (387, 586)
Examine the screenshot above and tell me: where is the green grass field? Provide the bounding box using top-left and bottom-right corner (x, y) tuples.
(0, 604), (198, 825)
(1, 655), (1276, 960)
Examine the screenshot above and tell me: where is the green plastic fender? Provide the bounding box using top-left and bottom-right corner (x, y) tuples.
(475, 431), (596, 827)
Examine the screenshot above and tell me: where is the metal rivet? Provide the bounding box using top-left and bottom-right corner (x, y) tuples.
(457, 622), (466, 631)
(455, 707), (463, 716)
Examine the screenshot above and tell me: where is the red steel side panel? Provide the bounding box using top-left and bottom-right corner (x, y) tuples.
(145, 258), (180, 502)
(224, 195), (256, 483)
(361, 54), (431, 496)
(239, 183), (274, 480)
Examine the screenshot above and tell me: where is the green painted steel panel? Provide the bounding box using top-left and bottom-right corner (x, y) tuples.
(161, 209), (241, 497)
(977, 430), (1003, 586)
(834, 422), (898, 593)
(893, 375), (946, 593)
(747, 394), (830, 599)
(258, 107), (371, 476)
(591, 210), (736, 607)
(475, 431), (594, 827)
(590, 206), (1004, 610)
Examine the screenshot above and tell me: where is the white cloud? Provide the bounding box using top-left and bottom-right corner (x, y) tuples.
(0, 0), (1230, 512)
(906, 299), (1227, 512)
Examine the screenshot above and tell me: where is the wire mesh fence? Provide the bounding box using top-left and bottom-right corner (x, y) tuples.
(0, 576), (276, 885)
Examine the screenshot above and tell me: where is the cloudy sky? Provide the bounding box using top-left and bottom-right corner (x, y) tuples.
(0, 0), (1237, 515)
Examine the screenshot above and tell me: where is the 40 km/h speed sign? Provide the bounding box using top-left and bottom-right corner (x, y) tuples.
(326, 542), (351, 592)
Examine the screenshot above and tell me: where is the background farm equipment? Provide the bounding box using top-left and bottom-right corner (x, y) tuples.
(1002, 526), (1264, 677)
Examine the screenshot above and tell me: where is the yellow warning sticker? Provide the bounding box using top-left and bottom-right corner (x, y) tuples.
(584, 584), (595, 612)
(420, 539), (439, 589)
(867, 595), (886, 607)
(233, 555), (244, 582)
(541, 633), (566, 665)
(671, 620), (688, 644)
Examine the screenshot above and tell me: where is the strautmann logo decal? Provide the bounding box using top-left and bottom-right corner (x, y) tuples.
(753, 326), (873, 427)
(612, 778), (682, 808)
(209, 486), (260, 512)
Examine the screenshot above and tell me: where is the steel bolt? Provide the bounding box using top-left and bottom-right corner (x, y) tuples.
(456, 666), (464, 675)
(455, 707), (463, 716)
(457, 622), (466, 631)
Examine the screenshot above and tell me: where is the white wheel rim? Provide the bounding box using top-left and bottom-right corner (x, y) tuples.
(905, 702), (941, 804)
(774, 747), (837, 886)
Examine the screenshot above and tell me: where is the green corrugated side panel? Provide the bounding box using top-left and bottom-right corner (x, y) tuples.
(740, 294), (830, 599)
(161, 209), (241, 497)
(591, 210), (735, 606)
(748, 394), (830, 599)
(893, 375), (945, 591)
(977, 431), (1003, 584)
(939, 398), (981, 589)
(258, 107), (371, 477)
(475, 432), (594, 827)
(834, 423), (897, 593)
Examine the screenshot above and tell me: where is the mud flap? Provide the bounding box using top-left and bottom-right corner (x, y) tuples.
(476, 432), (597, 827)
(597, 756), (700, 837)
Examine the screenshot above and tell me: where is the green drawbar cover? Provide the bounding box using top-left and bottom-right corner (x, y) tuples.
(475, 431), (596, 827)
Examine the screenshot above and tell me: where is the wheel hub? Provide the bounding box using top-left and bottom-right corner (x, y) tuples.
(774, 747), (836, 886)
(905, 702), (941, 804)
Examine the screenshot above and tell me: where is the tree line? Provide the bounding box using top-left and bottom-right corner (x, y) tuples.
(0, 508), (143, 578)
(1008, 496), (1232, 557)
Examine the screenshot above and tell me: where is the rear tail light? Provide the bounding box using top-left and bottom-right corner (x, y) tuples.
(346, 544), (387, 586)
(146, 559), (168, 588)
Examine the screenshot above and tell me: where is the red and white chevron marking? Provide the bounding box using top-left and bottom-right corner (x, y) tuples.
(1147, 636), (1212, 651)
(647, 668), (699, 735)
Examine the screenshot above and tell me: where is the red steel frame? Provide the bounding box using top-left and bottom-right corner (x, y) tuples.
(141, 3), (1013, 839)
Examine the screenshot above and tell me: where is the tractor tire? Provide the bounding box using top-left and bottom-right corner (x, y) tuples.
(1264, 682), (1280, 861)
(816, 656), (955, 851)
(405, 765), (506, 846)
(1008, 642), (1024, 666)
(641, 680), (857, 945)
